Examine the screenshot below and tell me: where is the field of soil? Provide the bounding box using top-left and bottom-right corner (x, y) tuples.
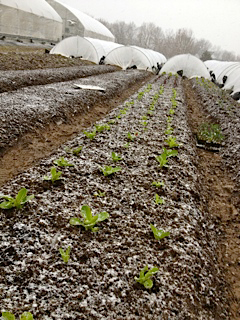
(0, 45), (239, 319)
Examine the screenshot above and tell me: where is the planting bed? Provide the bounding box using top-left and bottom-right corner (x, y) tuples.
(1, 73), (238, 319)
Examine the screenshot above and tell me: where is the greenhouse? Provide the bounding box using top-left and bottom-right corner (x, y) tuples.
(46, 0), (114, 41)
(0, 0), (62, 42)
(104, 45), (166, 72)
(160, 54), (211, 79)
(205, 60), (240, 100)
(50, 36), (122, 64)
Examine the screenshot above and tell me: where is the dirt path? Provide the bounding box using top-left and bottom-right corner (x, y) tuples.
(183, 80), (240, 319)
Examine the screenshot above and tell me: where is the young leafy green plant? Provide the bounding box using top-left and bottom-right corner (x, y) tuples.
(59, 246), (71, 263)
(141, 121), (148, 127)
(53, 157), (74, 167)
(164, 127), (174, 135)
(137, 91), (144, 100)
(101, 166), (122, 176)
(44, 167), (62, 184)
(134, 265), (159, 289)
(108, 119), (115, 125)
(165, 136), (181, 148)
(142, 115), (148, 120)
(152, 181), (165, 187)
(169, 108), (175, 115)
(167, 116), (172, 123)
(83, 130), (96, 139)
(150, 224), (170, 240)
(155, 194), (165, 205)
(95, 124), (110, 132)
(119, 109), (127, 115)
(94, 190), (106, 197)
(111, 152), (122, 162)
(2, 311), (34, 320)
(69, 205), (109, 232)
(0, 188), (34, 210)
(72, 146), (83, 155)
(65, 146), (82, 155)
(127, 132), (134, 141)
(155, 148), (178, 168)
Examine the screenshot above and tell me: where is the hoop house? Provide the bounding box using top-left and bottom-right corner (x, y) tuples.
(0, 0), (62, 42)
(50, 36), (122, 64)
(46, 0), (114, 41)
(105, 45), (166, 72)
(160, 54), (211, 79)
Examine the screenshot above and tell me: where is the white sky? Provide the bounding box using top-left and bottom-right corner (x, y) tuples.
(59, 0), (240, 55)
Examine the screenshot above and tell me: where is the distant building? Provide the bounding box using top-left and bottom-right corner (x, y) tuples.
(46, 0), (115, 42)
(0, 0), (62, 43)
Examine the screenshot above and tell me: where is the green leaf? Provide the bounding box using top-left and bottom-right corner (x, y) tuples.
(97, 211), (109, 222)
(81, 205), (92, 220)
(150, 224), (170, 240)
(155, 194), (165, 205)
(2, 312), (15, 320)
(156, 154), (168, 168)
(59, 246), (71, 263)
(143, 278), (153, 289)
(72, 146), (82, 155)
(0, 200), (14, 209)
(83, 130), (96, 139)
(111, 152), (122, 162)
(20, 312), (34, 320)
(152, 181), (164, 187)
(14, 188), (27, 208)
(69, 217), (83, 226)
(53, 157), (74, 167)
(101, 166), (122, 176)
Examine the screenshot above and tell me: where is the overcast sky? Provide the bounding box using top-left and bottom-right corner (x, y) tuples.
(59, 0), (240, 55)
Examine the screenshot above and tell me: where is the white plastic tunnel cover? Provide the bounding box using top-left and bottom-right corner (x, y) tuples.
(160, 54), (211, 79)
(105, 45), (166, 72)
(50, 36), (123, 64)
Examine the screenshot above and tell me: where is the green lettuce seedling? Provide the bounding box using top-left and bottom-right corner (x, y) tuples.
(44, 167), (62, 183)
(69, 205), (109, 232)
(156, 152), (168, 167)
(165, 136), (181, 148)
(156, 148), (178, 167)
(59, 246), (71, 263)
(167, 116), (172, 123)
(164, 128), (173, 135)
(53, 157), (74, 167)
(142, 115), (148, 120)
(111, 152), (122, 162)
(155, 194), (165, 205)
(152, 181), (164, 187)
(0, 188), (34, 210)
(127, 132), (134, 141)
(95, 124), (110, 132)
(137, 91), (144, 100)
(101, 166), (122, 176)
(94, 190), (106, 197)
(65, 146), (82, 155)
(2, 311), (34, 320)
(150, 224), (170, 240)
(108, 119), (115, 125)
(83, 130), (96, 139)
(134, 265), (159, 289)
(169, 108), (175, 115)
